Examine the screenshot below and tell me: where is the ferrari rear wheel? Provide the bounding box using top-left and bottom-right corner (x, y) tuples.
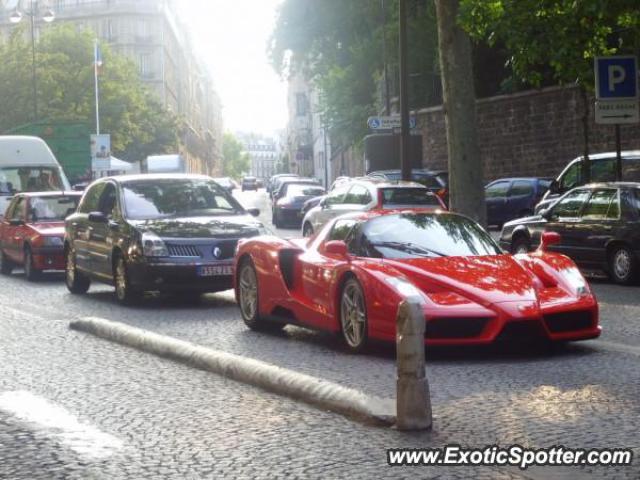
(340, 278), (368, 353)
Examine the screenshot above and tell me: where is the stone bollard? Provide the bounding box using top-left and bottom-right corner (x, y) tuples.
(396, 296), (432, 430)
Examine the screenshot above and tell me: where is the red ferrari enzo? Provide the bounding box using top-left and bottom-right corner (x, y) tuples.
(234, 209), (600, 352)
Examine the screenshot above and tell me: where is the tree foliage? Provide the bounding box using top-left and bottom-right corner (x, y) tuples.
(0, 24), (179, 160)
(459, 0), (640, 89)
(270, 0), (441, 147)
(222, 133), (250, 178)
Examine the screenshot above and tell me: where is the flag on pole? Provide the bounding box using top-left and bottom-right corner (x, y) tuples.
(94, 42), (103, 75)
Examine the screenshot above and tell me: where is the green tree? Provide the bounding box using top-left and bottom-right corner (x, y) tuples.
(222, 133), (250, 178)
(0, 24), (179, 160)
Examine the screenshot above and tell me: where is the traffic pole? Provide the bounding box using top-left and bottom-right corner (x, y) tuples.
(398, 0), (411, 182)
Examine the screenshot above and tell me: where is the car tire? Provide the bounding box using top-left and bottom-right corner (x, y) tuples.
(114, 255), (142, 306)
(302, 222), (314, 238)
(339, 277), (369, 353)
(65, 246), (90, 294)
(608, 245), (637, 285)
(0, 249), (14, 275)
(272, 211), (281, 228)
(511, 236), (531, 254)
(237, 258), (282, 331)
(24, 246), (41, 281)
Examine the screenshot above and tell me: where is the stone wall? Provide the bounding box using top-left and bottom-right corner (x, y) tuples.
(417, 86), (640, 181)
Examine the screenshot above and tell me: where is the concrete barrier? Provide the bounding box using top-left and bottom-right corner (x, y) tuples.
(70, 317), (395, 425)
(395, 297), (433, 430)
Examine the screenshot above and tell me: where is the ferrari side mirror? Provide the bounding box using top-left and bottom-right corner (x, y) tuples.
(539, 231), (561, 251)
(325, 240), (348, 257)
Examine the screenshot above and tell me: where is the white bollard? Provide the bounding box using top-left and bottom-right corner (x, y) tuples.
(396, 296), (433, 430)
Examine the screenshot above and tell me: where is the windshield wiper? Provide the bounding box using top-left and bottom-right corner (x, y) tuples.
(369, 241), (447, 258)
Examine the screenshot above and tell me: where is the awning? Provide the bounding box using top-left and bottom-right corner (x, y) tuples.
(93, 156), (132, 172)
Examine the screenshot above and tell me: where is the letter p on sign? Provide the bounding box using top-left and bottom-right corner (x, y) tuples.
(595, 56), (638, 100)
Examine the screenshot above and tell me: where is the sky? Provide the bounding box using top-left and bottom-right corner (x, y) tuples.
(176, 0), (288, 137)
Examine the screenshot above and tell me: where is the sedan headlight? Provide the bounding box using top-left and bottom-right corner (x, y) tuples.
(142, 231), (168, 257)
(42, 236), (63, 247)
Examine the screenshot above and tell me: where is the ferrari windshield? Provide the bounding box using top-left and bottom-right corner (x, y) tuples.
(360, 213), (502, 258)
(122, 179), (245, 220)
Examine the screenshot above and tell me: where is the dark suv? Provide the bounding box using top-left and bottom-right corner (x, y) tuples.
(64, 174), (265, 304)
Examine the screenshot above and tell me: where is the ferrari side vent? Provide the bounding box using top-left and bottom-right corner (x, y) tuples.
(544, 310), (594, 333)
(425, 317), (490, 339)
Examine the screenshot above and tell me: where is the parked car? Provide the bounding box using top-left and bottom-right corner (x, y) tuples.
(301, 178), (445, 237)
(535, 150), (640, 213)
(235, 209), (600, 352)
(213, 177), (237, 194)
(64, 174), (266, 305)
(0, 192), (81, 280)
(271, 177), (320, 203)
(500, 182), (640, 284)
(256, 178), (264, 189)
(241, 176), (258, 191)
(267, 173), (299, 195)
(0, 136), (72, 216)
(272, 183), (326, 228)
(330, 176), (351, 191)
(367, 169), (449, 206)
(485, 177), (552, 227)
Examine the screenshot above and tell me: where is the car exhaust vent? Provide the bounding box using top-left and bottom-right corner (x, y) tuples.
(544, 310), (594, 333)
(166, 244), (201, 258)
(425, 317), (490, 339)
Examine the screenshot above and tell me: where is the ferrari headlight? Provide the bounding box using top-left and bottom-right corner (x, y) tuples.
(142, 231), (168, 257)
(385, 276), (426, 300)
(42, 236), (63, 247)
(563, 267), (589, 297)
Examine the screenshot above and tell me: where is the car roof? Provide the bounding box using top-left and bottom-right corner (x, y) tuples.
(368, 168), (447, 175)
(569, 150), (640, 162)
(351, 178), (428, 189)
(104, 173), (213, 183)
(579, 182), (640, 189)
(487, 177), (553, 182)
(16, 191), (82, 197)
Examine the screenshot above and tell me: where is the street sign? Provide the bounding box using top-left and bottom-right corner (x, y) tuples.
(91, 134), (111, 171)
(595, 56), (638, 100)
(367, 115), (417, 130)
(595, 99), (639, 125)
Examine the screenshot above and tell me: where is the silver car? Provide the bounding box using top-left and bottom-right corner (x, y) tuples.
(300, 178), (444, 237)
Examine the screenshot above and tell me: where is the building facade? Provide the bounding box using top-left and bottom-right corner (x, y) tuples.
(237, 132), (281, 180)
(0, 0), (223, 175)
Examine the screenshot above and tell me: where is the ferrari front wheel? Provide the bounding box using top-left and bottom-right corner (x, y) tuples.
(340, 277), (368, 353)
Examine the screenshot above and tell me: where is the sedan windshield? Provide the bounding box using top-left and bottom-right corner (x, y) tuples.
(380, 188), (441, 207)
(122, 179), (245, 220)
(29, 195), (79, 222)
(360, 213), (502, 258)
(0, 167), (65, 195)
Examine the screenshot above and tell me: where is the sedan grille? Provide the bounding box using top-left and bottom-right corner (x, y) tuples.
(425, 317), (490, 339)
(544, 310), (594, 333)
(166, 244), (201, 258)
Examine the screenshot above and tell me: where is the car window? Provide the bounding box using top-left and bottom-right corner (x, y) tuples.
(509, 180), (534, 197)
(0, 167), (65, 193)
(622, 158), (640, 181)
(485, 181), (510, 198)
(412, 173), (442, 188)
(559, 162), (582, 191)
(550, 189), (590, 219)
(79, 183), (106, 213)
(581, 189), (617, 220)
(327, 219), (358, 241)
(98, 183), (119, 218)
(381, 188), (441, 207)
(344, 185), (371, 205)
(624, 189), (640, 217)
(591, 159), (616, 182)
(325, 184), (349, 206)
(29, 195), (80, 222)
(9, 197), (26, 221)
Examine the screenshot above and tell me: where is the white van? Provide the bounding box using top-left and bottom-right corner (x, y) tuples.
(143, 154), (186, 174)
(0, 136), (71, 215)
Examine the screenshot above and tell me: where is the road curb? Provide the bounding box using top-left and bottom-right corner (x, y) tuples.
(70, 317), (396, 425)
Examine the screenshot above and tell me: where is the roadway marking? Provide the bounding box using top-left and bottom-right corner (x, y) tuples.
(0, 391), (124, 460)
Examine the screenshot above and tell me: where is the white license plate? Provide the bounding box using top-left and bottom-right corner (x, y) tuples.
(198, 265), (234, 277)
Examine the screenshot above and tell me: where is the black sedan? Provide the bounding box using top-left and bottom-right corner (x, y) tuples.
(499, 182), (640, 284)
(64, 174), (266, 304)
(272, 183), (325, 228)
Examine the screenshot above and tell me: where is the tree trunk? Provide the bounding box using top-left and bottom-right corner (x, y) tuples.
(434, 0), (486, 226)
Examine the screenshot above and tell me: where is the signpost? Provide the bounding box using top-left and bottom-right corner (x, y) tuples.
(367, 115), (417, 130)
(91, 133), (111, 175)
(594, 56), (639, 180)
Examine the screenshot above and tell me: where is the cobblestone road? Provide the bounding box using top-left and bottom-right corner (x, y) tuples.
(0, 189), (638, 479)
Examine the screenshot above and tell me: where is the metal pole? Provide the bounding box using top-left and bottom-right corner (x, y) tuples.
(381, 0), (391, 115)
(94, 39), (100, 135)
(398, 0), (411, 182)
(615, 124), (622, 181)
(323, 126), (329, 188)
(30, 0), (38, 122)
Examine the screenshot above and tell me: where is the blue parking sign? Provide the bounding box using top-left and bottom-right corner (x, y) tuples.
(595, 56), (638, 99)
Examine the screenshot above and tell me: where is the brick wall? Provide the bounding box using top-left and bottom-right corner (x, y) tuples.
(416, 86), (640, 182)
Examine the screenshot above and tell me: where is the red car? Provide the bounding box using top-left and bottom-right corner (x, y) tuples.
(234, 209), (600, 352)
(0, 192), (81, 280)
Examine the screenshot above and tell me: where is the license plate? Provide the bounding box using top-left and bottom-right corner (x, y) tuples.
(197, 265), (234, 277)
